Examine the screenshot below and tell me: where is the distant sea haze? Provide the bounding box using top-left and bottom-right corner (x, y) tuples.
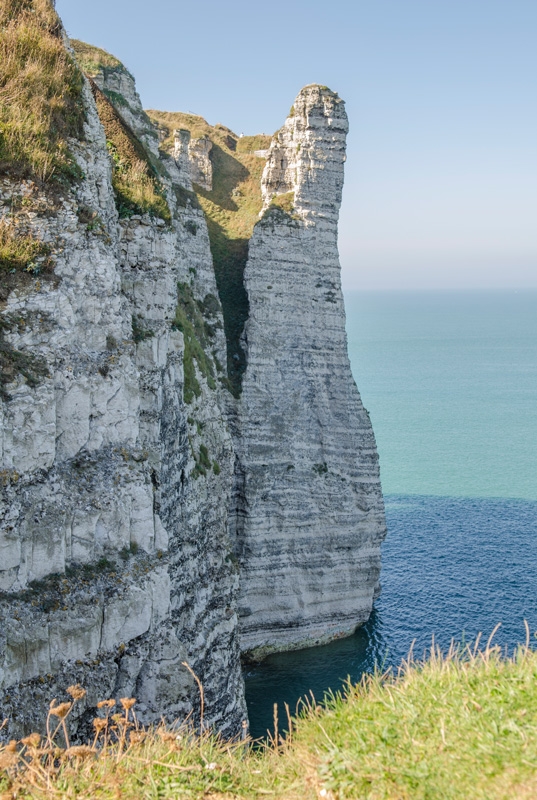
(245, 289), (537, 738)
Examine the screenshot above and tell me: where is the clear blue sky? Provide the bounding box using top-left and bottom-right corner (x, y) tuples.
(56, 0), (536, 290)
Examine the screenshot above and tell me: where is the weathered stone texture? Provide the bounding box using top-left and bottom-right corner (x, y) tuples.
(0, 66), (244, 739)
(173, 130), (213, 192)
(232, 86), (386, 659)
(0, 35), (385, 737)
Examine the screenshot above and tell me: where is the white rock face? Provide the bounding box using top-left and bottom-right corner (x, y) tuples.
(0, 62), (244, 738)
(232, 86), (386, 659)
(0, 29), (386, 735)
(174, 130), (213, 191)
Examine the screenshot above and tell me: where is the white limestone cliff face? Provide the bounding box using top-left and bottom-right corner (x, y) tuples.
(174, 130), (213, 191)
(1, 23), (386, 737)
(231, 86), (387, 659)
(0, 65), (245, 738)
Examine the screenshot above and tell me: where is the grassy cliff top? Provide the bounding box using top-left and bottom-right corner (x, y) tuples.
(1, 644), (537, 798)
(70, 39), (133, 78)
(0, 0), (85, 185)
(147, 109), (272, 240)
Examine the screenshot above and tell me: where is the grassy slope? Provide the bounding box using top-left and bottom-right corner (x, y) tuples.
(147, 110), (271, 395)
(89, 83), (171, 222)
(2, 646), (537, 798)
(0, 0), (85, 184)
(68, 40), (171, 222)
(70, 38), (128, 78)
(0, 0), (84, 398)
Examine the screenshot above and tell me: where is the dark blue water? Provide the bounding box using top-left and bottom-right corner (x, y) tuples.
(244, 291), (537, 739)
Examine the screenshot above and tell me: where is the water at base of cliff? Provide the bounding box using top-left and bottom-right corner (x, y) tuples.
(245, 494), (537, 739)
(244, 290), (537, 739)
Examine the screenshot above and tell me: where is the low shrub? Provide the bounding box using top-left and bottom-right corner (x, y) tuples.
(173, 282), (216, 403)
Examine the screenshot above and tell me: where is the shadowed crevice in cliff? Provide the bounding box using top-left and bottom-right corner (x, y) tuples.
(145, 109), (271, 396)
(193, 143), (252, 396)
(204, 219), (249, 396)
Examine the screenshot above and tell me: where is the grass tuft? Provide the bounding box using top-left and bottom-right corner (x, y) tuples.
(270, 190), (295, 215)
(2, 641), (537, 798)
(0, 0), (85, 185)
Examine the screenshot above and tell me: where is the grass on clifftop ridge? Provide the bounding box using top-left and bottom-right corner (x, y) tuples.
(70, 38), (131, 79)
(0, 0), (85, 185)
(147, 110), (271, 395)
(90, 84), (170, 222)
(2, 640), (537, 798)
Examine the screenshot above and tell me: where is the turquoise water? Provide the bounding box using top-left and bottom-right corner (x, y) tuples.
(244, 290), (537, 738)
(346, 290), (537, 499)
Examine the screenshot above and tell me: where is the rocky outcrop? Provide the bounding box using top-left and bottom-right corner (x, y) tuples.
(231, 86), (386, 659)
(174, 131), (213, 191)
(0, 58), (244, 738)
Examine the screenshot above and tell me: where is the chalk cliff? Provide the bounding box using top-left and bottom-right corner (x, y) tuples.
(0, 3), (385, 740)
(0, 23), (244, 739)
(231, 87), (386, 658)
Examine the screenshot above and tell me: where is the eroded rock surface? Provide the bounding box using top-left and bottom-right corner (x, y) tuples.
(0, 63), (244, 740)
(0, 24), (385, 737)
(232, 86), (386, 659)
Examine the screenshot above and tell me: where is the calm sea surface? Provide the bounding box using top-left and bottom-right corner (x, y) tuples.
(245, 290), (537, 738)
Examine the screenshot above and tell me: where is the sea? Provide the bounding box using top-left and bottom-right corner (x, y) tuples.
(244, 289), (537, 739)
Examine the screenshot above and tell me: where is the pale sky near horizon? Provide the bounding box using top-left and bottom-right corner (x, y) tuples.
(56, 0), (536, 290)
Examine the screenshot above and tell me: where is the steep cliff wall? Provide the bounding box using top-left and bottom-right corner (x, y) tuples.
(0, 13), (245, 739)
(0, 2), (385, 738)
(232, 86), (387, 659)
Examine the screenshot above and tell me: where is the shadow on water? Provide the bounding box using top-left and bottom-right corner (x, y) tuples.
(244, 494), (537, 740)
(244, 611), (387, 740)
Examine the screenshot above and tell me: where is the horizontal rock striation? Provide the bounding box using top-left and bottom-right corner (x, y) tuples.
(0, 6), (385, 738)
(0, 34), (244, 739)
(232, 86), (386, 659)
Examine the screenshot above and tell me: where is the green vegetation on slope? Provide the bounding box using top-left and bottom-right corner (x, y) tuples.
(70, 38), (130, 78)
(147, 110), (271, 395)
(90, 84), (170, 222)
(173, 282), (218, 403)
(2, 643), (537, 798)
(0, 0), (85, 185)
(0, 314), (49, 401)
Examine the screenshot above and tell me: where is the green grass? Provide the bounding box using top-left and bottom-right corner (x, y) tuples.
(173, 282), (217, 404)
(270, 190), (295, 215)
(2, 642), (537, 798)
(0, 0), (85, 185)
(70, 39), (129, 78)
(0, 217), (51, 276)
(90, 84), (171, 222)
(147, 110), (271, 395)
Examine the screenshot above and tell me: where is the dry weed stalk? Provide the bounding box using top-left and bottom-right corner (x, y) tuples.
(181, 661), (205, 732)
